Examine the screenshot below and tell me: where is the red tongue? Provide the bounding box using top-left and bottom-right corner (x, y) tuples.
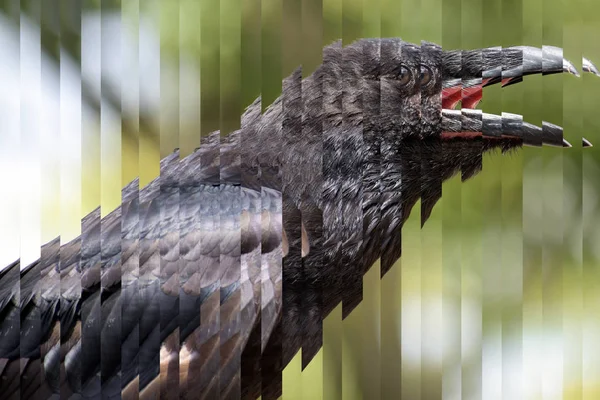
(442, 87), (462, 109)
(441, 85), (483, 109)
(442, 77), (511, 110)
(461, 85), (483, 108)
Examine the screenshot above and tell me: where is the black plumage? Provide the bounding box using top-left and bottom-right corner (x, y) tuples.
(0, 38), (585, 400)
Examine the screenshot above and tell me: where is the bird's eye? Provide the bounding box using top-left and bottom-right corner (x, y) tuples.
(397, 65), (412, 86)
(420, 65), (433, 87)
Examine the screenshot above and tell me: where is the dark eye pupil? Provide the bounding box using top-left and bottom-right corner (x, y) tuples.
(398, 66), (411, 85)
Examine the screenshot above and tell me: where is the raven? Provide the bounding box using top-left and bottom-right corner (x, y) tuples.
(0, 38), (595, 400)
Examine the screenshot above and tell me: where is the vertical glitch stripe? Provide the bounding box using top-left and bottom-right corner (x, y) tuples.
(239, 0), (262, 397)
(542, 0), (565, 397)
(159, 3), (180, 399)
(120, 1), (140, 397)
(582, 2), (600, 398)
(220, 0), (242, 393)
(340, 0), (364, 320)
(341, 0), (364, 396)
(504, 5), (521, 400)
(80, 2), (100, 395)
(513, 3), (527, 400)
(324, 0), (343, 400)
(20, 7), (43, 397)
(502, 7), (525, 400)
(261, 0), (283, 397)
(54, 5), (63, 393)
(177, 2), (189, 398)
(402, 2), (425, 397)
(299, 2), (324, 397)
(182, 2), (203, 394)
(104, 1), (124, 397)
(482, 0), (503, 397)
(441, 2), (462, 399)
(61, 1), (83, 398)
(361, 5), (381, 399)
(281, 1), (303, 393)
(464, 1), (484, 399)
(460, 30), (482, 400)
(138, 4), (161, 397)
(198, 5), (222, 394)
(563, 2), (584, 396)
(322, 0), (342, 397)
(58, 7), (67, 394)
(522, 0), (543, 397)
(40, 1), (60, 398)
(0, 2), (22, 398)
(378, 3), (401, 398)
(300, 0), (315, 376)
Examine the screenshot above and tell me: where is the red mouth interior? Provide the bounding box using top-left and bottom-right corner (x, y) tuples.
(441, 77), (512, 110)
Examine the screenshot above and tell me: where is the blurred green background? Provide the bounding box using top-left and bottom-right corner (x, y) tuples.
(4, 0), (600, 398)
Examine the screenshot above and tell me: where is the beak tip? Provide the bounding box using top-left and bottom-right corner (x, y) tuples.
(563, 58), (580, 76)
(566, 66), (580, 77)
(563, 139), (573, 148)
(583, 57), (600, 76)
(583, 138), (593, 147)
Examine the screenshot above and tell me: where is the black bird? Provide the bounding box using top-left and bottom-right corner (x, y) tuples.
(0, 38), (595, 400)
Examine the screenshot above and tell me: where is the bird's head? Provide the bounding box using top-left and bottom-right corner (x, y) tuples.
(239, 37), (594, 275)
(252, 38), (595, 273)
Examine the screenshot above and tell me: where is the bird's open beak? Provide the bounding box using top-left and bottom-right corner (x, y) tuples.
(441, 45), (598, 147)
